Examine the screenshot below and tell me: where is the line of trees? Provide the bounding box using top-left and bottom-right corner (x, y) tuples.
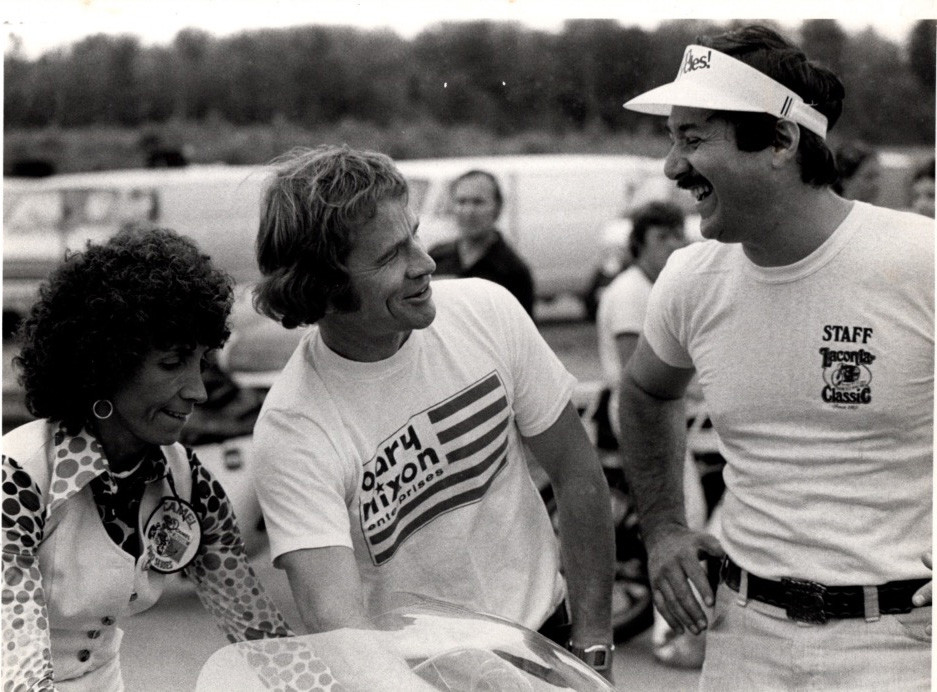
(5, 18), (935, 144)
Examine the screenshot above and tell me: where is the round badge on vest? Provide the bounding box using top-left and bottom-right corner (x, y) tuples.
(143, 495), (201, 573)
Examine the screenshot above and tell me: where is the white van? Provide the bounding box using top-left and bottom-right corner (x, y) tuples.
(396, 154), (667, 308)
(3, 154), (672, 333)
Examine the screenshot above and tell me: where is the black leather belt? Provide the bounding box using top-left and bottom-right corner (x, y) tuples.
(720, 556), (928, 625)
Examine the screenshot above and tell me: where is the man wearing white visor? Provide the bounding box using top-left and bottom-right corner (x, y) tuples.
(617, 25), (933, 690)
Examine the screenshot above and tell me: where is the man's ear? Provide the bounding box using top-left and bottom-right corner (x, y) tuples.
(772, 119), (800, 167)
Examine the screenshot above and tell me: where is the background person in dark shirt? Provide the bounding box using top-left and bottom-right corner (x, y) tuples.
(429, 169), (536, 316)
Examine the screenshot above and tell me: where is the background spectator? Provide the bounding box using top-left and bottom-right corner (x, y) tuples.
(833, 140), (881, 203)
(910, 157), (935, 218)
(430, 170), (536, 316)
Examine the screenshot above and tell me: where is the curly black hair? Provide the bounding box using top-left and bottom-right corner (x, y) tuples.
(14, 227), (234, 435)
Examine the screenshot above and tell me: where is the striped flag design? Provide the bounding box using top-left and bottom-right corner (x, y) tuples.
(359, 372), (511, 565)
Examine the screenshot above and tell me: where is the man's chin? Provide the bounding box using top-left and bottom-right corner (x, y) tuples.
(407, 300), (437, 330)
(416, 305), (437, 329)
(699, 218), (722, 242)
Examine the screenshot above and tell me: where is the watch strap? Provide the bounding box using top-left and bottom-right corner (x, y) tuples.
(567, 642), (614, 671)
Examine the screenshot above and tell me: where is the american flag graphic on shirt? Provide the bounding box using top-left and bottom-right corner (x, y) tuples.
(358, 371), (511, 565)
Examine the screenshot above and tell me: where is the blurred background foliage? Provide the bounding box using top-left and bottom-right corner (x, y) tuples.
(5, 18), (935, 173)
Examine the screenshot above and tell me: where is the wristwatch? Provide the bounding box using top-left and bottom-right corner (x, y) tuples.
(567, 642), (614, 671)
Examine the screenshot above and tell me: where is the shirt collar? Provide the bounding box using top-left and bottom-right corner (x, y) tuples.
(47, 424), (169, 513)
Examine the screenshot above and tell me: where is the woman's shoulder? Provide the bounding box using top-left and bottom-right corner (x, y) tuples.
(2, 421), (58, 539)
(2, 419), (58, 485)
(3, 418), (56, 451)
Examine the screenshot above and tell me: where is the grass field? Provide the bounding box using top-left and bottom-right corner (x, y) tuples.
(4, 119), (674, 175)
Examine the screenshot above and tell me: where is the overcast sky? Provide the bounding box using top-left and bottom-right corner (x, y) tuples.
(4, 0), (935, 58)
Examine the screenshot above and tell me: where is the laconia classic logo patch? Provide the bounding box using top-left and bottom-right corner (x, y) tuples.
(818, 324), (875, 407)
(143, 497), (202, 573)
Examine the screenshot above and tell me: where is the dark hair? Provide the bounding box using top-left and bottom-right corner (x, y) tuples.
(629, 201), (686, 259)
(832, 141), (878, 194)
(449, 170), (504, 214)
(697, 25), (844, 187)
(15, 228), (233, 435)
(254, 145), (409, 328)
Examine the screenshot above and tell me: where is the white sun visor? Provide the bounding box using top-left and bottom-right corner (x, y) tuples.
(624, 45), (828, 140)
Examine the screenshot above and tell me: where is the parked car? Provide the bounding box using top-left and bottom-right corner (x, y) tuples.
(5, 148), (931, 334)
(2, 164), (272, 337)
(3, 155), (669, 333)
(874, 149), (930, 210)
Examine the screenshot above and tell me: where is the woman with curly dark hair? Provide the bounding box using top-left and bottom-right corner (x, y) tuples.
(1, 228), (308, 691)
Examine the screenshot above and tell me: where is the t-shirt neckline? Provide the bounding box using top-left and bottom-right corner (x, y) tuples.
(741, 201), (863, 284)
(309, 326), (421, 381)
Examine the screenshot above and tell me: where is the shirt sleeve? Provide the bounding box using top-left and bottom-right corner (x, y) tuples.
(2, 455), (55, 691)
(252, 410), (355, 562)
(603, 270), (649, 337)
(484, 281), (576, 437)
(183, 452), (294, 642)
(643, 250), (695, 369)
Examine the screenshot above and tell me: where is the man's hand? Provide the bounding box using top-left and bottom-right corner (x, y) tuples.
(646, 525), (724, 635)
(912, 551), (932, 635)
(912, 551), (932, 606)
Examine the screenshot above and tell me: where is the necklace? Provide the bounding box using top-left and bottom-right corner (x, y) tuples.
(110, 457), (144, 479)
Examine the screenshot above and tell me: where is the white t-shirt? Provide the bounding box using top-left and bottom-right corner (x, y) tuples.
(597, 265), (652, 390)
(253, 278), (575, 628)
(597, 264), (706, 436)
(644, 201), (934, 585)
(596, 265), (652, 436)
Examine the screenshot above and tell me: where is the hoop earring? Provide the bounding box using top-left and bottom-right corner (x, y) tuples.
(92, 399), (114, 420)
